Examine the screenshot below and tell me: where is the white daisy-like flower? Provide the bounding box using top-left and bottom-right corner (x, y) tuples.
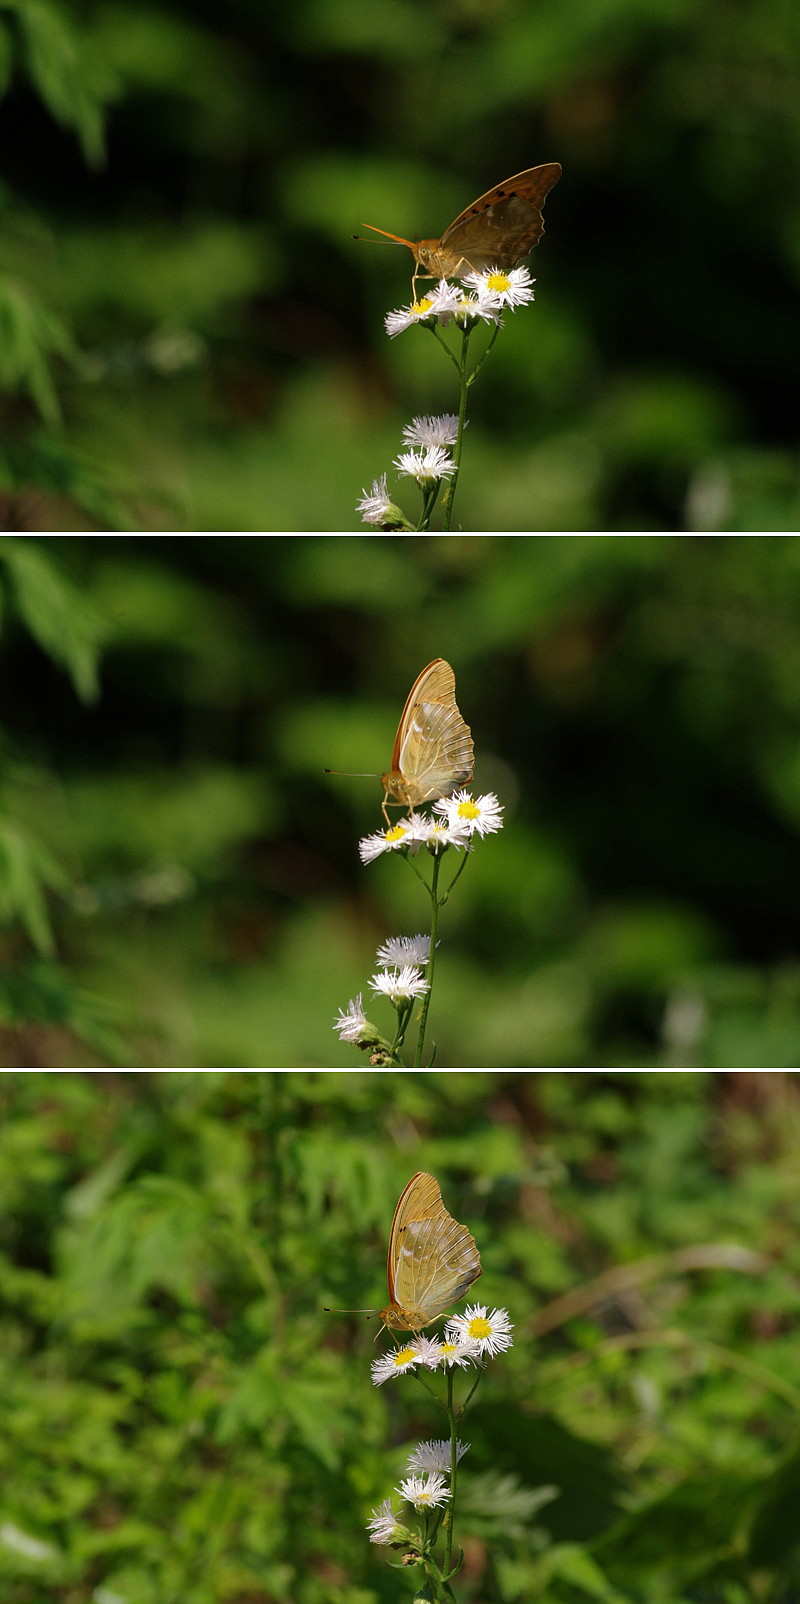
(366, 1498), (401, 1544)
(434, 791), (504, 837)
(438, 1337), (480, 1368)
(427, 279), (462, 319)
(393, 445), (456, 484)
(403, 813), (471, 852)
(356, 474), (409, 529)
(456, 291), (502, 326)
(333, 993), (369, 1042)
(359, 821), (413, 864)
(462, 265), (535, 308)
(376, 933), (431, 968)
(385, 296), (437, 337)
(406, 1439), (470, 1474)
(397, 1472), (451, 1510)
(371, 1344), (420, 1386)
(402, 414), (460, 448)
(446, 1304), (514, 1357)
(369, 965), (429, 1003)
(410, 1335), (445, 1369)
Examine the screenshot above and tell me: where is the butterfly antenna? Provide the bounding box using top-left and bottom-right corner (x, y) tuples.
(354, 224), (417, 248)
(323, 768), (379, 778)
(323, 1305), (380, 1318)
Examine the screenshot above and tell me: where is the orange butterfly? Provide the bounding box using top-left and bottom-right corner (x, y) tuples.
(380, 1172), (482, 1333)
(381, 658), (474, 825)
(362, 163), (562, 294)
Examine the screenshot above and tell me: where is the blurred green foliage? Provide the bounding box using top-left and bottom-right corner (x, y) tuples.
(0, 0), (799, 528)
(2, 1070), (800, 1604)
(3, 535), (800, 1067)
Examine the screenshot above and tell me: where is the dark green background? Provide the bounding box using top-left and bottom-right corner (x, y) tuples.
(2, 534), (800, 1068)
(0, 0), (799, 530)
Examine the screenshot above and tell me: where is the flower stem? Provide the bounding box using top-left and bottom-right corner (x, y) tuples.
(441, 327), (472, 532)
(444, 1368), (457, 1576)
(414, 850), (441, 1066)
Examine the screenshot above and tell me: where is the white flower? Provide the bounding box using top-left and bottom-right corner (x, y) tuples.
(402, 414), (460, 448)
(426, 278), (500, 327)
(356, 474), (408, 529)
(462, 265), (535, 308)
(403, 813), (471, 851)
(356, 473), (390, 524)
(333, 994), (369, 1042)
(359, 821), (413, 863)
(434, 790), (504, 837)
(428, 279), (462, 319)
(371, 1344), (420, 1385)
(406, 1439), (470, 1474)
(455, 290), (502, 326)
(446, 1304), (514, 1357)
(437, 1337), (480, 1368)
(397, 1472), (451, 1509)
(410, 1335), (445, 1368)
(376, 933), (431, 968)
(366, 1498), (401, 1544)
(393, 445), (456, 484)
(369, 964), (429, 1003)
(385, 296), (437, 337)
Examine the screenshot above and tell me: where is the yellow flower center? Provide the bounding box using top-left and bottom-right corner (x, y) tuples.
(413, 298), (434, 316)
(394, 1346), (417, 1366)
(468, 1316), (492, 1339)
(385, 825), (408, 843)
(457, 800), (480, 820)
(487, 272), (511, 292)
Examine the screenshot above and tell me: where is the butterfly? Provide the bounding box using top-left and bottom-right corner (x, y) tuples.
(381, 658), (474, 825)
(362, 162), (562, 294)
(379, 1171), (482, 1333)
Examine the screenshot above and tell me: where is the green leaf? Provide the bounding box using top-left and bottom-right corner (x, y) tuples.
(0, 275), (75, 423)
(0, 816), (67, 953)
(747, 1441), (800, 1568)
(2, 0), (117, 164)
(0, 537), (106, 699)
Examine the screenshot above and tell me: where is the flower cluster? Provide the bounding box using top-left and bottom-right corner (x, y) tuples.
(357, 416), (459, 529)
(357, 791), (503, 865)
(369, 1304), (514, 1386)
(333, 792), (504, 1061)
(384, 265), (534, 338)
(365, 1305), (513, 1543)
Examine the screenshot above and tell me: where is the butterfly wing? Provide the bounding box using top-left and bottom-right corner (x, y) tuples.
(437, 162), (562, 274)
(391, 659), (474, 807)
(386, 1172), (482, 1330)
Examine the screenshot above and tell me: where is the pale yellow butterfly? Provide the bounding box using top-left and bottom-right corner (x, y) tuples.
(324, 1171), (482, 1334)
(379, 1171), (482, 1333)
(381, 658), (474, 825)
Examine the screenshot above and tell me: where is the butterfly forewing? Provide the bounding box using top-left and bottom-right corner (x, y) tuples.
(429, 162), (562, 277)
(383, 1172), (482, 1331)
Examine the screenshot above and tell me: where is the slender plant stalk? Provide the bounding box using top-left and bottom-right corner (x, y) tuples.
(414, 851), (441, 1065)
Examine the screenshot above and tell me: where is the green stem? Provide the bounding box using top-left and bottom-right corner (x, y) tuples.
(442, 326), (472, 531)
(444, 1368), (457, 1575)
(439, 846), (471, 906)
(414, 850), (441, 1066)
